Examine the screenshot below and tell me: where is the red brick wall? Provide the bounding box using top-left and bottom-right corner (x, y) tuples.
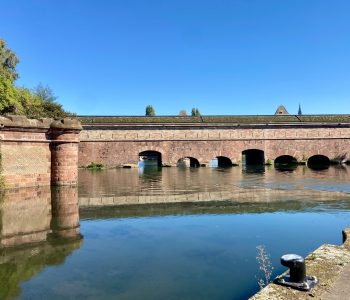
(0, 116), (82, 189)
(50, 130), (80, 186)
(79, 125), (350, 167)
(1, 129), (51, 188)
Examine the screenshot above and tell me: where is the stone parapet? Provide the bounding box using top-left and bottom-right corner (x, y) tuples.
(0, 115), (82, 189)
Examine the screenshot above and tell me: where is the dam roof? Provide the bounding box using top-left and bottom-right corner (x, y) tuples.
(77, 114), (350, 125)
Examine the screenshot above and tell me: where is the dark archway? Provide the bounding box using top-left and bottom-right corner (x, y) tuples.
(274, 155), (298, 171)
(307, 155), (330, 170)
(177, 157), (200, 168)
(209, 156), (233, 168)
(139, 151), (162, 167)
(217, 156), (233, 167)
(242, 149), (265, 166)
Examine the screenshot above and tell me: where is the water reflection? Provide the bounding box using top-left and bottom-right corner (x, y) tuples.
(2, 166), (350, 300)
(0, 186), (82, 300)
(78, 165), (350, 204)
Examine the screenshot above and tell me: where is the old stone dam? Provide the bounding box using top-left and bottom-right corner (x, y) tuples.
(1, 165), (350, 299)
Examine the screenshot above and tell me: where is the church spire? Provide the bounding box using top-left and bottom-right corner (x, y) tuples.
(298, 104), (302, 115)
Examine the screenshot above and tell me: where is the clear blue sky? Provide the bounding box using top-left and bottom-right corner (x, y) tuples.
(1, 0), (349, 115)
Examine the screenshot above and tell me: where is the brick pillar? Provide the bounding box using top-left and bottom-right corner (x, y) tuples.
(51, 185), (82, 239)
(50, 119), (82, 186)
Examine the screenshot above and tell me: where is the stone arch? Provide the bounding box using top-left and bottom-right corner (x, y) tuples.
(139, 150), (162, 167)
(307, 155), (330, 170)
(274, 155), (298, 171)
(242, 149), (265, 165)
(177, 157), (200, 168)
(217, 156), (233, 167)
(274, 155), (298, 165)
(209, 156), (233, 167)
(138, 145), (165, 155)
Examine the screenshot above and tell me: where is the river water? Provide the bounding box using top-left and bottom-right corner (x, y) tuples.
(1, 165), (350, 299)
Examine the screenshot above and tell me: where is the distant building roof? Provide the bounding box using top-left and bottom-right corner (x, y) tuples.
(275, 105), (289, 115)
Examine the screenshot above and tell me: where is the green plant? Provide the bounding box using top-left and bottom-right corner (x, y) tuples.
(255, 245), (274, 290)
(265, 159), (272, 165)
(86, 162), (104, 170)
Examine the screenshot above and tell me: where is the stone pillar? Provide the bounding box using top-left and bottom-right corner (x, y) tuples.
(50, 185), (82, 239)
(50, 119), (82, 186)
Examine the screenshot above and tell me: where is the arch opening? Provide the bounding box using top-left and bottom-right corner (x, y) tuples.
(217, 156), (233, 167)
(177, 157), (200, 168)
(139, 151), (162, 167)
(307, 155), (330, 170)
(209, 156), (233, 168)
(274, 155), (298, 171)
(242, 149), (265, 166)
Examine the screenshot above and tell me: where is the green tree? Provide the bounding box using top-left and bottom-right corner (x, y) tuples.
(145, 105), (155, 116)
(33, 84), (73, 118)
(191, 108), (201, 116)
(0, 39), (19, 82)
(0, 76), (18, 114)
(0, 38), (73, 118)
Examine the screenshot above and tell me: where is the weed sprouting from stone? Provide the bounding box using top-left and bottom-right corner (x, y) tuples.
(255, 245), (274, 290)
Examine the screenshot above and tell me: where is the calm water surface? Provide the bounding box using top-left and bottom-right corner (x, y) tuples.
(1, 165), (350, 300)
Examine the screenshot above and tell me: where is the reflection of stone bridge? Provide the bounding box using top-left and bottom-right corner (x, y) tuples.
(0, 186), (82, 299)
(78, 115), (350, 168)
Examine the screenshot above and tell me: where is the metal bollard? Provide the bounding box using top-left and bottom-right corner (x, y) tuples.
(281, 254), (306, 283)
(274, 253), (318, 291)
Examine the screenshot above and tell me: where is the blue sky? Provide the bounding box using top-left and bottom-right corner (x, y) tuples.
(1, 0), (349, 115)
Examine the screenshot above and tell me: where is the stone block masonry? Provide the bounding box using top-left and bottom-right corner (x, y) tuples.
(78, 120), (350, 167)
(0, 115), (82, 189)
(2, 114), (350, 187)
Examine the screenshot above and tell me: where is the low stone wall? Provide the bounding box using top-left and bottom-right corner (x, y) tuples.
(0, 115), (82, 189)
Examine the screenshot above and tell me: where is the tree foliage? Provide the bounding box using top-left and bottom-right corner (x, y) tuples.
(179, 110), (187, 116)
(145, 105), (155, 116)
(191, 108), (201, 116)
(0, 39), (19, 82)
(0, 38), (73, 118)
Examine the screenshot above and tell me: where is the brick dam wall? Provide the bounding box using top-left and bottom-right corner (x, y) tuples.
(78, 123), (350, 167)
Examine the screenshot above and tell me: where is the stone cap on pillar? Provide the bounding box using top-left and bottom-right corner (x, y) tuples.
(50, 118), (82, 131)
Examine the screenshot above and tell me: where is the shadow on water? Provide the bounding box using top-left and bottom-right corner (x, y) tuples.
(79, 199), (350, 220)
(138, 165), (163, 178)
(242, 164), (265, 174)
(275, 163), (298, 172)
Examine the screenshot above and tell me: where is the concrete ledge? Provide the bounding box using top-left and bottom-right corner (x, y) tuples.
(250, 231), (350, 299)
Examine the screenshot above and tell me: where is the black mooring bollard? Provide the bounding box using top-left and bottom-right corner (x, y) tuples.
(274, 253), (318, 291)
(281, 254), (306, 283)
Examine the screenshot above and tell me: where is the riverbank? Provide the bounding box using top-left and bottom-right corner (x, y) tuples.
(250, 228), (350, 299)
